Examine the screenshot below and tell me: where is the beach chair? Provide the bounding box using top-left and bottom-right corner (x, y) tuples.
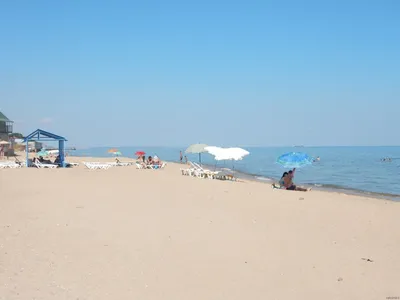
(33, 161), (58, 169)
(146, 162), (165, 170)
(0, 162), (9, 169)
(9, 162), (22, 169)
(83, 162), (111, 170)
(112, 162), (132, 167)
(181, 167), (196, 176)
(180, 163), (198, 177)
(186, 163), (205, 178)
(180, 168), (189, 175)
(136, 162), (145, 169)
(0, 161), (22, 169)
(190, 162), (218, 179)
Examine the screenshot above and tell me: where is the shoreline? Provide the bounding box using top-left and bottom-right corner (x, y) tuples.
(66, 154), (400, 201)
(175, 160), (400, 202)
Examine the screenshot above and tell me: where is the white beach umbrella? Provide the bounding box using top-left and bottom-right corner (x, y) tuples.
(204, 146), (225, 157)
(205, 146), (249, 160)
(0, 141), (10, 145)
(214, 147), (250, 161)
(205, 146), (250, 176)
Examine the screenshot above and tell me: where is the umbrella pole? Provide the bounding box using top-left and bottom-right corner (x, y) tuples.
(199, 153), (201, 165)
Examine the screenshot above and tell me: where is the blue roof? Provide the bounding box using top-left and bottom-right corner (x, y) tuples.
(23, 129), (67, 142)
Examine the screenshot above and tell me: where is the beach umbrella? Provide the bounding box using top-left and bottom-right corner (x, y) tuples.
(205, 146), (249, 161)
(135, 151), (145, 156)
(204, 146), (224, 156)
(205, 146), (250, 175)
(107, 148), (122, 156)
(185, 143), (208, 163)
(277, 152), (313, 168)
(214, 147), (250, 161)
(0, 141), (10, 145)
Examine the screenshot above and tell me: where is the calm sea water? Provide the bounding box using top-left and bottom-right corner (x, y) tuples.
(71, 146), (400, 200)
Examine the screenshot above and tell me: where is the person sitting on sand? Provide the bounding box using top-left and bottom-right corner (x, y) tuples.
(147, 156), (153, 165)
(284, 168), (309, 191)
(280, 172), (288, 186)
(272, 172), (288, 189)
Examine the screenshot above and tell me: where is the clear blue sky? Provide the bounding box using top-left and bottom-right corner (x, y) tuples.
(1, 0), (399, 147)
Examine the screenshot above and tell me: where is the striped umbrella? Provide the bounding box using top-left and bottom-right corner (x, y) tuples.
(108, 148), (122, 156)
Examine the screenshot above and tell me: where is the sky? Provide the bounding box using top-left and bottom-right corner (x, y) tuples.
(0, 0), (399, 147)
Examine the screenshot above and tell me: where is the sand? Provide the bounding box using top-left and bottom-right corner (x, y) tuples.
(0, 156), (399, 300)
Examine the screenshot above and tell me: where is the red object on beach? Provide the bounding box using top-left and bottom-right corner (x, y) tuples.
(135, 151), (145, 156)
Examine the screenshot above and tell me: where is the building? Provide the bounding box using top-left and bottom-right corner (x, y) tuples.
(0, 111), (13, 140)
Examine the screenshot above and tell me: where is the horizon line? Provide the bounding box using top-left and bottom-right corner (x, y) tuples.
(70, 145), (400, 149)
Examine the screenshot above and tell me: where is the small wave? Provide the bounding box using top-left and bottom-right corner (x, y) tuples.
(308, 183), (400, 200)
(255, 176), (273, 182)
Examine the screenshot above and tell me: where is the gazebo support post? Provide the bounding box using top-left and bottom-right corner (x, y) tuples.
(59, 140), (65, 168)
(26, 140), (29, 167)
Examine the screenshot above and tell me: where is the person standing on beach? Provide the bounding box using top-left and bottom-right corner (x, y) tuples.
(0, 145), (4, 160)
(180, 151), (183, 163)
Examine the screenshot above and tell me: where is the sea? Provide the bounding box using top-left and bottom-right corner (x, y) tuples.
(71, 146), (400, 200)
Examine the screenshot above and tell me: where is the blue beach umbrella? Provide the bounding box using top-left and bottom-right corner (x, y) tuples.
(277, 152), (313, 168)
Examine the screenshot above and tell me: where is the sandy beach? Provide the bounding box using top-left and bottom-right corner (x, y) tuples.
(0, 156), (399, 300)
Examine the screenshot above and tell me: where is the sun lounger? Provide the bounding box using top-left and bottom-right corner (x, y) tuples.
(33, 161), (58, 169)
(147, 162), (167, 169)
(189, 162), (219, 179)
(83, 162), (112, 170)
(213, 171), (236, 181)
(181, 167), (196, 176)
(136, 162), (145, 169)
(181, 164), (206, 178)
(0, 161), (22, 169)
(109, 161), (133, 167)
